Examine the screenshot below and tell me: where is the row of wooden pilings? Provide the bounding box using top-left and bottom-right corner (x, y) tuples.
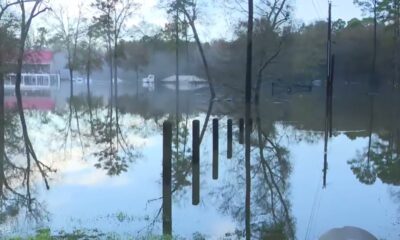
(162, 118), (250, 235)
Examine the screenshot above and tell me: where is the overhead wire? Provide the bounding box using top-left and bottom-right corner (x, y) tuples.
(311, 0), (321, 19)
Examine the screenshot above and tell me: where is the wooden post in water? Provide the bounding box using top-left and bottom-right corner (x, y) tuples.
(162, 121), (172, 236)
(192, 120), (200, 205)
(212, 118), (219, 180)
(239, 118), (244, 144)
(0, 72), (4, 193)
(227, 119), (233, 159)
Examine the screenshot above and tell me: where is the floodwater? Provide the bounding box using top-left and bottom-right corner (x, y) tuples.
(1, 79), (399, 239)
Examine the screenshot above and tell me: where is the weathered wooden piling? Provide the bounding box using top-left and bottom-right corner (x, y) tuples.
(192, 120), (200, 205)
(212, 118), (219, 180)
(162, 121), (172, 235)
(239, 118), (244, 144)
(227, 119), (233, 159)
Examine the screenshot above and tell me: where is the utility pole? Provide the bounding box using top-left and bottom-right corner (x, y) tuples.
(323, 1), (333, 188)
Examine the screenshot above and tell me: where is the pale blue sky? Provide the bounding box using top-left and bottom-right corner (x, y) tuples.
(198, 0), (364, 40)
(295, 0), (363, 23)
(46, 0), (364, 41)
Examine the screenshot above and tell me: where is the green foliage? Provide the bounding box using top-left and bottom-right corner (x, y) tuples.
(5, 229), (51, 240)
(354, 0), (379, 16)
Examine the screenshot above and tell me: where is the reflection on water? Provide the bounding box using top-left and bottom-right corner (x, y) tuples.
(0, 82), (399, 239)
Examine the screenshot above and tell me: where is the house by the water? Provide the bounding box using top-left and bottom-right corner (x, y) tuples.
(3, 50), (59, 110)
(4, 50), (60, 91)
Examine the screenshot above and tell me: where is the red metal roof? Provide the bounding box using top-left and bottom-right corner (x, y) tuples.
(23, 50), (53, 65)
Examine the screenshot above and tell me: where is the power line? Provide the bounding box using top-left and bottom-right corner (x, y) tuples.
(311, 0), (321, 19)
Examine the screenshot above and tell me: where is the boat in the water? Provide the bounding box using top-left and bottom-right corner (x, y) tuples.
(161, 75), (208, 91)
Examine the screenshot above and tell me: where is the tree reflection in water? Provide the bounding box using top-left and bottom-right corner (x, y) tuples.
(207, 104), (295, 239)
(0, 110), (48, 227)
(59, 95), (140, 176)
(348, 94), (400, 186)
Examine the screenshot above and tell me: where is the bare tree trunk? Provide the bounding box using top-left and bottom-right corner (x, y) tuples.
(199, 100), (213, 144)
(86, 35), (93, 134)
(113, 37), (119, 148)
(255, 104), (294, 238)
(0, 71), (4, 194)
(68, 68), (74, 114)
(254, 44), (282, 104)
(175, 6), (180, 163)
(245, 1), (253, 239)
(107, 37), (114, 151)
(183, 13), (216, 99)
(16, 29), (33, 207)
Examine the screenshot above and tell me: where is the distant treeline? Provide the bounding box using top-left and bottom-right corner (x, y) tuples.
(104, 17), (397, 90)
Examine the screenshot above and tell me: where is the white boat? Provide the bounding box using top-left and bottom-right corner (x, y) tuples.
(142, 74), (155, 83)
(73, 76), (92, 84)
(312, 79), (322, 87)
(161, 75), (208, 91)
(161, 75), (207, 84)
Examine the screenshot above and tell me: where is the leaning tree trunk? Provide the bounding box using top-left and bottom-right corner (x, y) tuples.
(183, 14), (216, 99)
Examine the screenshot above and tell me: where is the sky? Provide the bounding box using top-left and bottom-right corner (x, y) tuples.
(45, 0), (364, 41)
(295, 0), (363, 23)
